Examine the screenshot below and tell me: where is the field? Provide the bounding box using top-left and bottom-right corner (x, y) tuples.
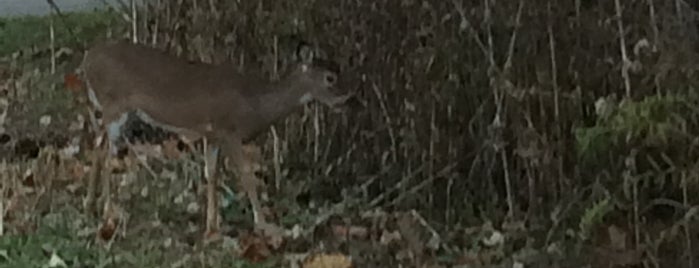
(0, 11), (281, 268)
(1, 2), (699, 268)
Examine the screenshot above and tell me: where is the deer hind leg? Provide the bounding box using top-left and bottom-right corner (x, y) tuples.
(82, 87), (100, 213)
(220, 136), (266, 226)
(89, 112), (128, 217)
(203, 138), (221, 239)
(102, 113), (128, 214)
(83, 85), (107, 213)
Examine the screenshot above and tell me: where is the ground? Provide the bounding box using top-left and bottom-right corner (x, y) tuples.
(0, 8), (691, 268)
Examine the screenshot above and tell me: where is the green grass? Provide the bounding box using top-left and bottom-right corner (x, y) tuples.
(0, 221), (272, 268)
(0, 10), (120, 56)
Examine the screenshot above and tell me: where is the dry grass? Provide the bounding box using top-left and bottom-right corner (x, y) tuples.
(0, 0), (699, 267)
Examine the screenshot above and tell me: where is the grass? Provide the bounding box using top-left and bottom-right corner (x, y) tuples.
(0, 10), (120, 56)
(0, 11), (273, 268)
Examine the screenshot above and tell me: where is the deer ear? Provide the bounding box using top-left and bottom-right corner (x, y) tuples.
(296, 43), (315, 64)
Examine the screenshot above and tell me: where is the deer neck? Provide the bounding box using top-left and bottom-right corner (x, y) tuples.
(251, 78), (312, 136)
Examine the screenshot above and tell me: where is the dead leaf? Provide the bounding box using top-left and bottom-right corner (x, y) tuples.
(107, 158), (126, 173)
(63, 73), (84, 94)
(455, 251), (483, 267)
(47, 252), (67, 267)
(130, 143), (162, 159)
(238, 231), (272, 263)
(97, 217), (117, 241)
(607, 224), (626, 251)
(482, 231), (504, 247)
(258, 222), (286, 250)
(242, 144), (263, 174)
(39, 115), (52, 127)
(21, 168), (35, 187)
(162, 138), (182, 159)
(97, 203), (124, 242)
(302, 253), (352, 268)
(380, 229), (402, 245)
(592, 246), (643, 267)
(331, 224), (369, 241)
(69, 161), (87, 181)
(397, 213), (424, 265)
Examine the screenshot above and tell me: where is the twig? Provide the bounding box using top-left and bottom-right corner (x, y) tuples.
(123, 139), (158, 179)
(299, 167), (393, 238)
(546, 1), (559, 120)
(270, 126), (282, 191)
(300, 197), (355, 238)
(681, 171), (693, 268)
(130, 0), (138, 43)
(368, 164), (425, 208)
(451, 0), (490, 65)
(614, 0), (632, 98)
(646, 0), (659, 52)
(45, 0), (80, 45)
(503, 0), (525, 72)
(98, 0), (131, 13)
(389, 163), (458, 206)
(50, 18), (56, 74)
(371, 83), (397, 163)
(410, 210), (455, 254)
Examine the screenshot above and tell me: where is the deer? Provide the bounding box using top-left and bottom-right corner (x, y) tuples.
(78, 40), (350, 239)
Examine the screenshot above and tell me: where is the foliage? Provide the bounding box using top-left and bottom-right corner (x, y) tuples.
(574, 94), (691, 165)
(0, 226), (101, 267)
(0, 11), (119, 56)
(1, 0), (699, 266)
(578, 197), (612, 241)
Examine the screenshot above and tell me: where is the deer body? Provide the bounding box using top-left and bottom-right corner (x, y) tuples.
(84, 42), (338, 143)
(81, 41), (347, 237)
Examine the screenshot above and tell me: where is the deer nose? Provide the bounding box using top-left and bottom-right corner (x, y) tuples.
(325, 73), (337, 84)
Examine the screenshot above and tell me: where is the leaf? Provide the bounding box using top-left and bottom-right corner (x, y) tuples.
(162, 138), (182, 160)
(607, 225), (626, 251)
(63, 73), (84, 94)
(302, 253), (352, 268)
(46, 252), (67, 268)
(238, 231), (272, 263)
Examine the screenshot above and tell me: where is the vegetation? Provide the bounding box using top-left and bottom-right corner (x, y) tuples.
(0, 1), (698, 267)
(0, 11), (118, 55)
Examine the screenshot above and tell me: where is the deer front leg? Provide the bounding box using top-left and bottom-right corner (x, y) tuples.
(220, 135), (266, 226)
(84, 142), (102, 214)
(99, 113), (128, 216)
(84, 112), (126, 215)
(203, 138), (221, 238)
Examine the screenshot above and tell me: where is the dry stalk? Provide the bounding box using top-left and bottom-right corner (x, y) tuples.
(123, 139), (158, 179)
(615, 0), (640, 250)
(313, 104), (320, 163)
(546, 0), (567, 200)
(451, 0), (494, 69)
(546, 1), (559, 120)
(614, 0), (632, 98)
(389, 163), (457, 207)
(371, 83), (397, 163)
(428, 102), (435, 208)
(131, 0), (138, 43)
(409, 209), (455, 254)
(271, 36), (282, 191)
(682, 170), (693, 268)
(647, 0), (659, 52)
(503, 0), (525, 72)
(49, 18), (56, 75)
(368, 164), (425, 209)
(270, 126), (282, 191)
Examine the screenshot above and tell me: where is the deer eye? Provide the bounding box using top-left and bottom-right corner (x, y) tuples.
(325, 73), (337, 84)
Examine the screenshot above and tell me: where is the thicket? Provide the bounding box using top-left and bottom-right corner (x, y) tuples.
(3, 0), (699, 266)
(119, 0), (699, 263)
